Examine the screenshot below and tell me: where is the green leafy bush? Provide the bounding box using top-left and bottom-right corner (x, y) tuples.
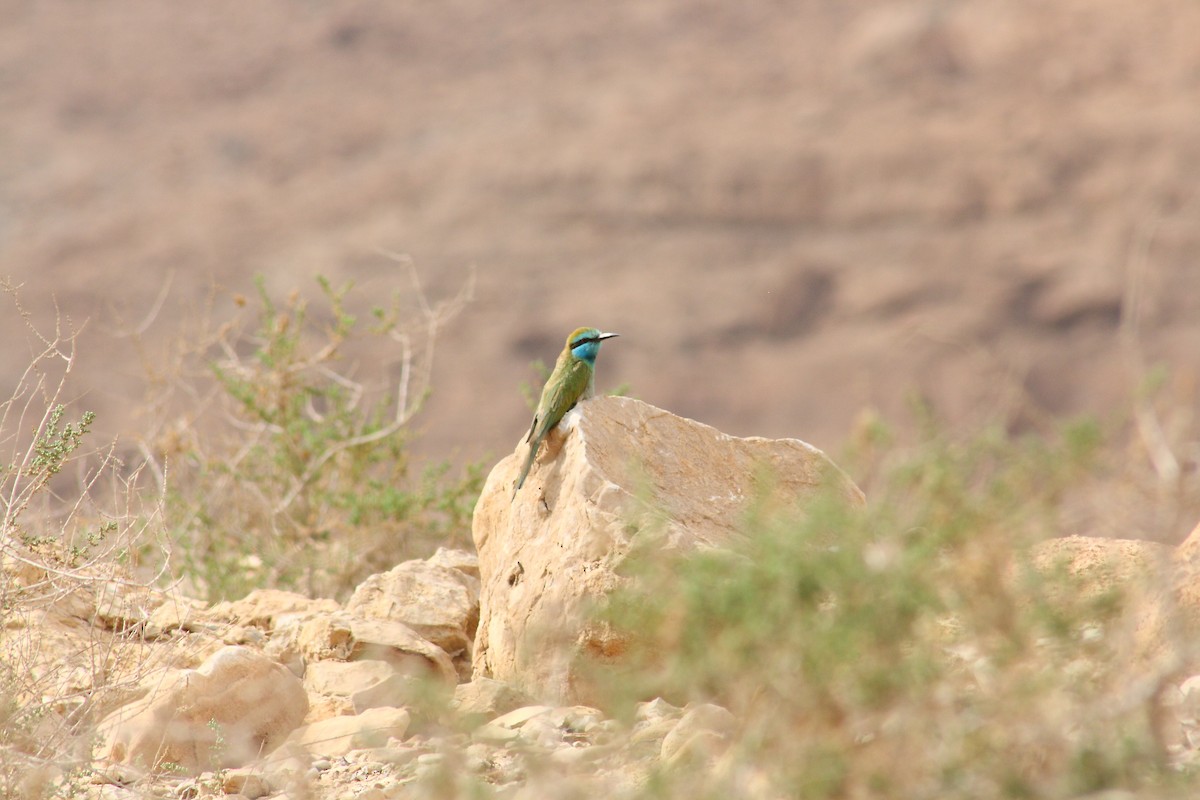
(599, 416), (1184, 799)
(145, 274), (482, 600)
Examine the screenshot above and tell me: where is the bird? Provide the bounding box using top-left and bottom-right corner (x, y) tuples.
(513, 326), (619, 497)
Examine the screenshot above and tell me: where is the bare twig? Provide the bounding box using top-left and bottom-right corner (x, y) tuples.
(1120, 216), (1181, 486)
(271, 262), (474, 513)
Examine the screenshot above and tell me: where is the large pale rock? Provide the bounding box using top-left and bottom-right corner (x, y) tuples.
(197, 591), (342, 678)
(285, 706), (411, 757)
(0, 557), (228, 741)
(97, 645), (308, 773)
(1030, 535), (1173, 599)
(303, 659), (431, 718)
(348, 616), (458, 685)
(144, 594), (211, 638)
(1, 555), (141, 627)
(1170, 520), (1200, 639)
(304, 659), (396, 698)
(3, 555), (203, 643)
(472, 395), (864, 702)
(282, 611), (457, 686)
(346, 553), (480, 676)
(1024, 527), (1200, 673)
(206, 589), (340, 630)
(428, 546), (481, 580)
(1029, 535), (1176, 666)
(452, 677), (535, 725)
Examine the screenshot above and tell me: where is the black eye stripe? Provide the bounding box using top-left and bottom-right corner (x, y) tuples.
(572, 336), (599, 348)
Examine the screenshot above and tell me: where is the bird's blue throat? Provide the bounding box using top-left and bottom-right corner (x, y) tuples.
(571, 339), (601, 363)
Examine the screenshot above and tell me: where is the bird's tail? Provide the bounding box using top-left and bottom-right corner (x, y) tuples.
(512, 433), (543, 499)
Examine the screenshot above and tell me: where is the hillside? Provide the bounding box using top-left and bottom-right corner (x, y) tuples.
(1, 1), (1197, 529)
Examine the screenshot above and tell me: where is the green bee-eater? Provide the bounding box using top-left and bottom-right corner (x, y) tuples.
(513, 326), (619, 497)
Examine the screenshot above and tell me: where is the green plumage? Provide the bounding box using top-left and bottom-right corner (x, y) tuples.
(513, 326), (618, 497)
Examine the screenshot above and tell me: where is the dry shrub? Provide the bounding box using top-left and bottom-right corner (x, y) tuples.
(0, 281), (170, 798)
(126, 266), (482, 601)
(601, 412), (1197, 799)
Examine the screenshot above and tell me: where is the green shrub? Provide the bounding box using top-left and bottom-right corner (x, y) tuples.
(599, 416), (1183, 799)
(145, 274), (482, 600)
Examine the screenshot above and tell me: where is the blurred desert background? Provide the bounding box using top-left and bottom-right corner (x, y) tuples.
(3, 0), (1198, 531)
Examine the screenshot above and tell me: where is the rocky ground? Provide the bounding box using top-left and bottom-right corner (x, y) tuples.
(4, 397), (1200, 799)
(18, 537), (1200, 800)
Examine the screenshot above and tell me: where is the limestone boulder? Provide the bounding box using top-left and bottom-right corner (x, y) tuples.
(302, 658), (436, 718)
(206, 589), (340, 630)
(1029, 534), (1184, 668)
(279, 611), (457, 687)
(304, 659), (394, 697)
(97, 645), (308, 773)
(285, 706), (411, 758)
(346, 553), (480, 677)
(452, 677), (535, 726)
(1173, 520), (1200, 561)
(1029, 535), (1173, 605)
(428, 546), (481, 580)
(472, 395), (864, 702)
(2, 553), (200, 642)
(348, 616), (458, 684)
(1171, 519), (1200, 619)
(144, 593), (211, 638)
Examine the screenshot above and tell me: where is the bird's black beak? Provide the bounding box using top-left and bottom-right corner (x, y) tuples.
(598, 332), (619, 341)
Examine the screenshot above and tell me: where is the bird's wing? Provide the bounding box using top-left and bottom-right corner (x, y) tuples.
(532, 358), (591, 442)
